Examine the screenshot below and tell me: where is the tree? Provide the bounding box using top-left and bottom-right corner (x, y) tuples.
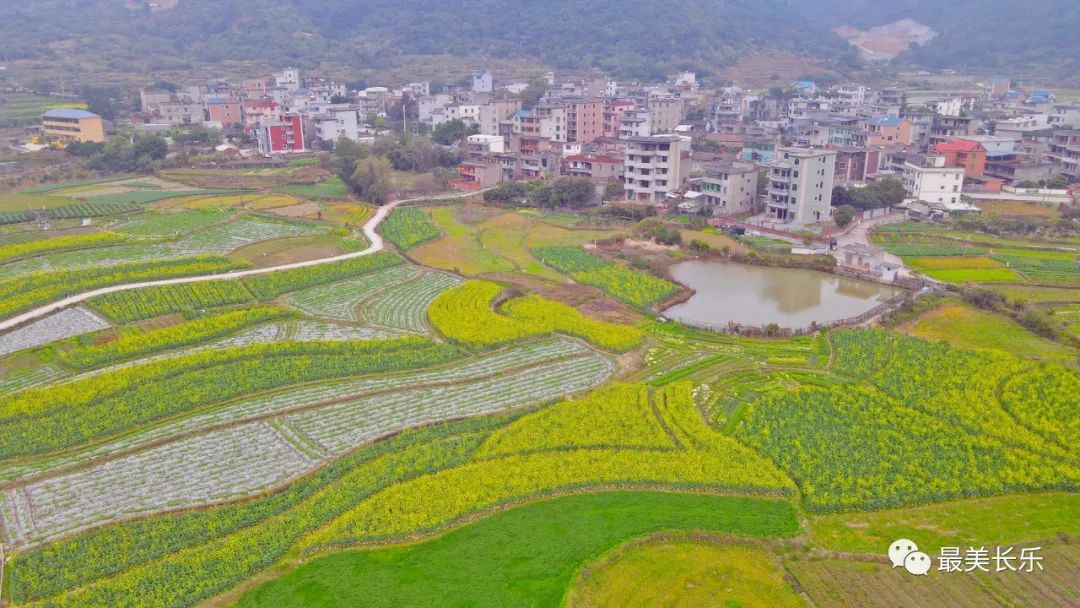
(333, 136), (368, 183)
(834, 204), (855, 227)
(831, 185), (855, 207)
(432, 119), (477, 145)
(484, 181), (529, 205)
(550, 177), (598, 207)
(329, 94), (350, 104)
(853, 177), (906, 210)
(132, 135), (167, 161)
(518, 77), (548, 110)
(350, 156), (394, 205)
(604, 179), (625, 201)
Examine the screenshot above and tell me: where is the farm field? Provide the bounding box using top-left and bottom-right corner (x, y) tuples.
(899, 302), (1076, 361)
(567, 539), (807, 608)
(0, 189), (1075, 608)
(236, 493), (799, 608)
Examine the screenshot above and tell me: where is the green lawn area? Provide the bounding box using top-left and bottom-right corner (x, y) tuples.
(900, 302), (1075, 361)
(0, 192), (80, 212)
(410, 206), (516, 275)
(919, 267), (1022, 283)
(277, 177), (350, 199)
(236, 492), (798, 608)
(567, 540), (806, 608)
(810, 493), (1080, 554)
(989, 284), (1080, 304)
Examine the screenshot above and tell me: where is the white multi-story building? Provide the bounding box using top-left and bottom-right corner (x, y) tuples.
(472, 71), (493, 93)
(766, 147), (836, 224)
(618, 109), (651, 138)
(623, 135), (692, 203)
(901, 155), (964, 205)
(274, 67), (301, 91)
(1049, 103), (1080, 128)
(465, 134), (506, 155)
(313, 105), (361, 142)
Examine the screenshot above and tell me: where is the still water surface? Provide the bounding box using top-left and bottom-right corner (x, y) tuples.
(663, 260), (903, 328)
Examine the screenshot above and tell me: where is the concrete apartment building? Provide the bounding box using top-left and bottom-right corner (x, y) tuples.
(313, 106), (361, 142)
(565, 99), (604, 143)
(623, 135), (692, 203)
(863, 116), (914, 146)
(205, 97), (243, 128)
(901, 155), (964, 205)
(477, 98), (521, 137)
(766, 147), (836, 224)
(688, 162), (758, 216)
(619, 109), (651, 138)
(646, 96), (685, 134)
(255, 113), (305, 155)
(41, 109), (105, 143)
(931, 139), (987, 177)
(1048, 130), (1080, 180)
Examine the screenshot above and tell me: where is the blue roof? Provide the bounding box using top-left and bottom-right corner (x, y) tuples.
(992, 75), (1007, 83)
(866, 115), (902, 126)
(793, 80), (815, 89)
(42, 108), (98, 119)
(513, 109), (533, 119)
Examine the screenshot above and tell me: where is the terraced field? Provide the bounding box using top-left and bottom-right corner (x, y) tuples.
(0, 200), (1075, 608)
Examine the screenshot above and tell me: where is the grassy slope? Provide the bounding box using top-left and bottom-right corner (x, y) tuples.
(236, 492), (798, 608)
(899, 302), (1075, 361)
(810, 492), (1080, 554)
(567, 540), (806, 608)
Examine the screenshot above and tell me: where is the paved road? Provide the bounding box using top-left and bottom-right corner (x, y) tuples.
(0, 190), (482, 333)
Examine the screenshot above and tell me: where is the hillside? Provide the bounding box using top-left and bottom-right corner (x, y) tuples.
(795, 0), (1079, 75)
(0, 0), (856, 84)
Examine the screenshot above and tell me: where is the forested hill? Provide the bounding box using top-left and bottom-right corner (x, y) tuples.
(0, 0), (856, 81)
(793, 0), (1079, 74)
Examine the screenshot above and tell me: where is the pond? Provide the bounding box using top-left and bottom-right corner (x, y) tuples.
(662, 260), (904, 329)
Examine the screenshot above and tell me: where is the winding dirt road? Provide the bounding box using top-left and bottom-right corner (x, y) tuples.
(0, 190), (480, 333)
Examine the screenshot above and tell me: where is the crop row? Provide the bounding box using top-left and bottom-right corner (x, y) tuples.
(533, 245), (679, 307)
(736, 383), (1078, 512)
(1, 349), (611, 548)
(884, 244), (987, 257)
(429, 280), (641, 351)
(172, 215), (328, 254)
(0, 337), (462, 460)
(288, 352), (614, 453)
(0, 365), (66, 395)
(243, 251), (401, 299)
(476, 383), (670, 458)
(305, 386), (790, 550)
(290, 320), (400, 342)
(0, 307), (111, 358)
(362, 271), (462, 333)
(0, 231), (126, 264)
(3, 422), (316, 546)
(115, 210), (231, 237)
(380, 207), (442, 250)
(57, 307), (291, 370)
(0, 255), (250, 321)
(286, 266), (421, 321)
(5, 379), (786, 607)
(0, 243), (180, 281)
(0, 201), (144, 226)
(87, 252), (404, 322)
(0, 339), (586, 484)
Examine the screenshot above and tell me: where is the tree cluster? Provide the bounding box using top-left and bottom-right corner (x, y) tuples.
(432, 119), (479, 145)
(82, 135), (167, 173)
(832, 178), (906, 210)
(483, 178), (598, 209)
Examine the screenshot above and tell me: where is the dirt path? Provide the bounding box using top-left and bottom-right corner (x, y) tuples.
(0, 190), (484, 333)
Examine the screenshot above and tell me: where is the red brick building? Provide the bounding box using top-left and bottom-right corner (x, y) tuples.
(255, 113), (305, 155)
(932, 139), (987, 177)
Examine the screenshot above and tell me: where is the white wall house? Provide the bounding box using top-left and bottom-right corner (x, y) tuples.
(902, 155), (964, 205)
(766, 147), (836, 224)
(623, 135), (692, 203)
